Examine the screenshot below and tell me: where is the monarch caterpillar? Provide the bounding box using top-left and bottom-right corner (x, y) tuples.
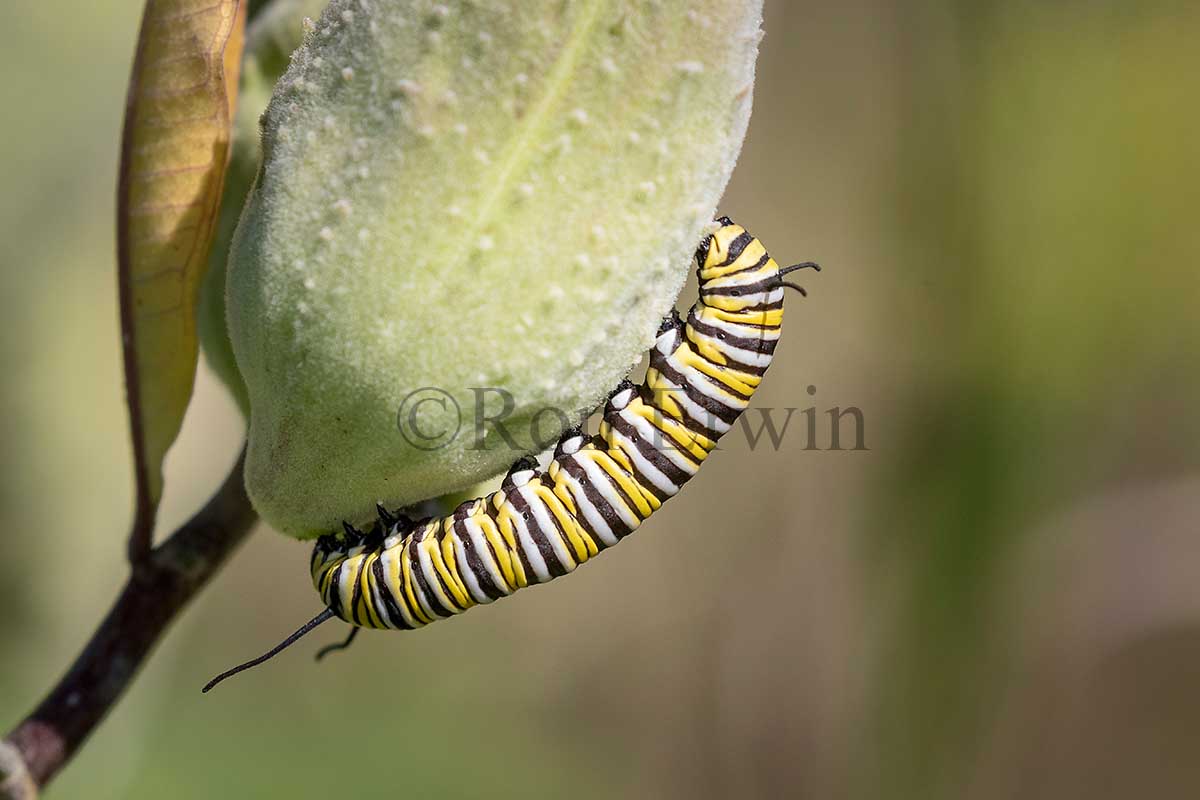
(204, 217), (818, 691)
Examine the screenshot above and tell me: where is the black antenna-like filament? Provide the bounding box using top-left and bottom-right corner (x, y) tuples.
(780, 261), (821, 276)
(779, 261), (821, 296)
(202, 608), (337, 693)
(315, 625), (360, 661)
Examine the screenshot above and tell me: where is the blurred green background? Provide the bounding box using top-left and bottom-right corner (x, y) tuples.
(3, 0), (1199, 797)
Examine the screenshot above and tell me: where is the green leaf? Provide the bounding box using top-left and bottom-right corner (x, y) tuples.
(227, 0), (764, 538)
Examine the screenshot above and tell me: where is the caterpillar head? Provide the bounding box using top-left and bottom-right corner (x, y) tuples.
(694, 216), (735, 269)
(694, 218), (819, 305)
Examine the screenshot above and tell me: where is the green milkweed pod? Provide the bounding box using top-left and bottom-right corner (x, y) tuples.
(226, 0), (765, 538)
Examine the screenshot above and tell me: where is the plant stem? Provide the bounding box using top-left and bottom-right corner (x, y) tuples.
(0, 450), (255, 798)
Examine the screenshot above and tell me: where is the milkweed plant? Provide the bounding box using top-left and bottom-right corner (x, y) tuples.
(0, 0), (764, 792)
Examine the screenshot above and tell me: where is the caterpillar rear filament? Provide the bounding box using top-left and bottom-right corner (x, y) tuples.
(204, 217), (818, 692)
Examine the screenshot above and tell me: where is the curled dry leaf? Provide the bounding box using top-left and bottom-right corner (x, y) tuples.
(117, 0), (247, 531)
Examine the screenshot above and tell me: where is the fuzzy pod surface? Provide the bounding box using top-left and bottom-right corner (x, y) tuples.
(227, 0), (765, 538)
